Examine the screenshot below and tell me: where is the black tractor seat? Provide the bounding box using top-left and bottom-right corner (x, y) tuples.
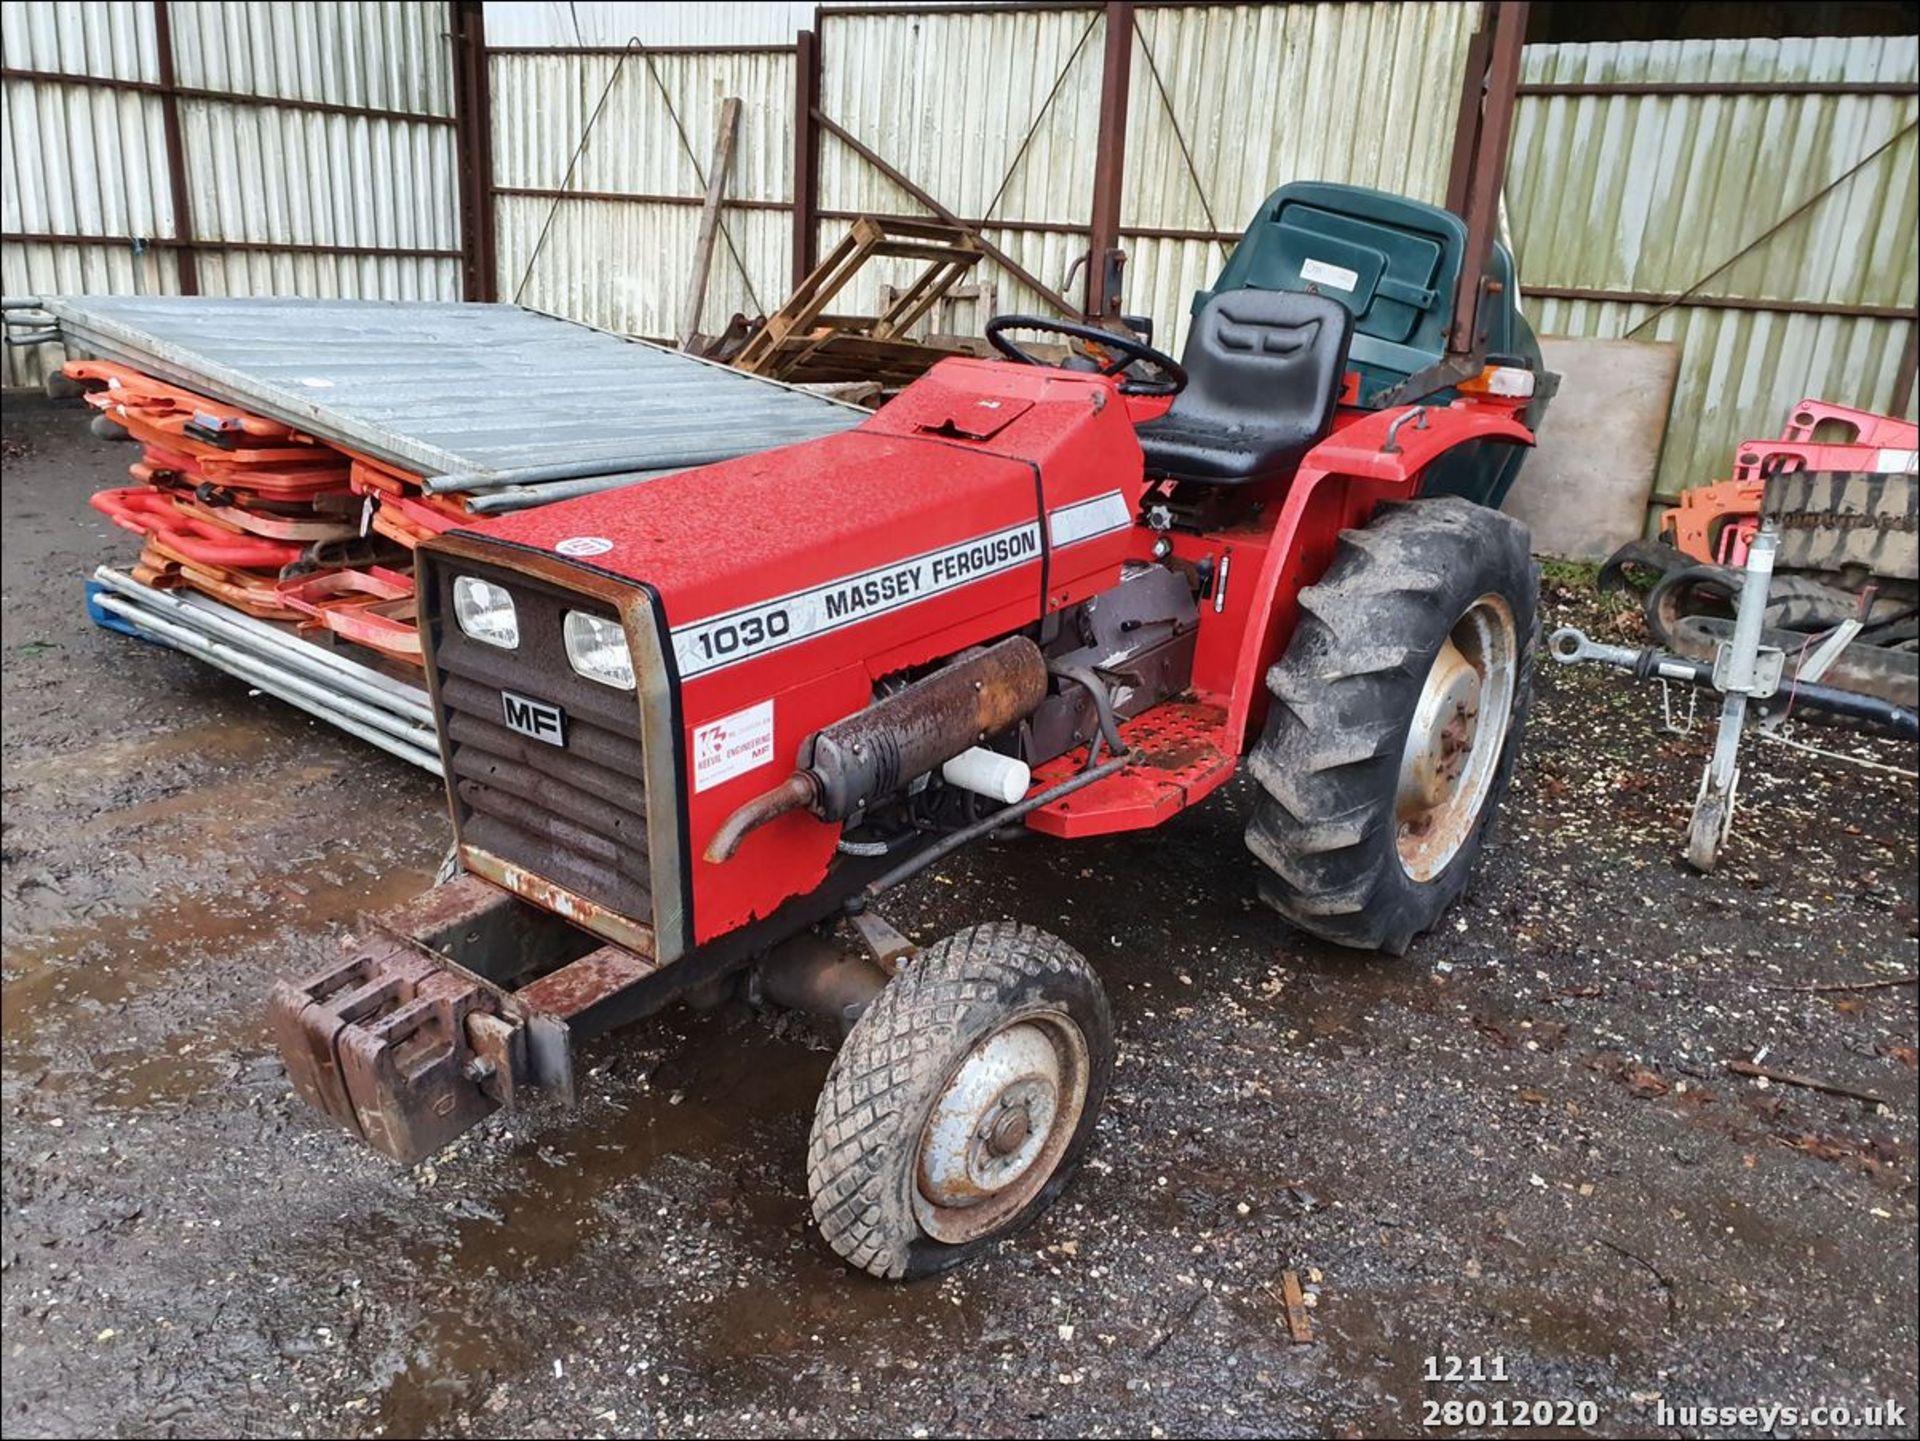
(1135, 289), (1355, 488)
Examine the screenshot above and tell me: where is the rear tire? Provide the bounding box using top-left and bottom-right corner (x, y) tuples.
(807, 923), (1113, 1280)
(1246, 497), (1538, 955)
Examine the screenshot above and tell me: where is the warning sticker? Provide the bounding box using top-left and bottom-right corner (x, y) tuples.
(1300, 257), (1360, 292)
(693, 699), (776, 793)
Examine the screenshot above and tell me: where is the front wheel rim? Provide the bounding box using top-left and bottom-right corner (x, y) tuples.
(912, 1010), (1089, 1245)
(1394, 593), (1518, 882)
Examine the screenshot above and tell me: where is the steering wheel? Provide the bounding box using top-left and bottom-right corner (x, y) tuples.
(984, 315), (1188, 397)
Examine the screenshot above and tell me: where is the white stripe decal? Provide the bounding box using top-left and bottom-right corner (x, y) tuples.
(671, 521), (1042, 678)
(1874, 447), (1918, 474)
(1048, 489), (1132, 547)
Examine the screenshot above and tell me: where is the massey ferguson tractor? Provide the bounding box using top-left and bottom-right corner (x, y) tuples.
(272, 183), (1555, 1279)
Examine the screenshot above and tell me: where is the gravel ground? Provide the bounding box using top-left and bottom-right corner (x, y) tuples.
(4, 395), (1917, 1439)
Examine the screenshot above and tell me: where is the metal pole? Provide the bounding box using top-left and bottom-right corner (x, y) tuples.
(450, 0), (498, 302)
(94, 597), (443, 771)
(93, 567), (435, 719)
(1086, 0), (1134, 317)
(791, 28), (822, 290)
(1446, 0), (1528, 355)
(150, 1), (199, 296)
(1687, 521), (1778, 871)
(464, 468), (686, 512)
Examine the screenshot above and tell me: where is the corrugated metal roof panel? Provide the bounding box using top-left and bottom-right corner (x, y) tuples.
(482, 0), (816, 49)
(0, 0), (158, 82)
(496, 197), (788, 340)
(1, 0), (175, 387)
(40, 295), (862, 478)
(168, 0), (454, 117)
(1, 1), (461, 387)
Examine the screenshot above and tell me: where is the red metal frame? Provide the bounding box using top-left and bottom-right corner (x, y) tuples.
(1776, 399), (1919, 449)
(278, 567), (422, 660)
(455, 355), (1536, 947)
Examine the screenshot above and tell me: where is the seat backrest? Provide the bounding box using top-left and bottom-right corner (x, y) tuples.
(1173, 288), (1354, 438)
(1198, 181), (1533, 407)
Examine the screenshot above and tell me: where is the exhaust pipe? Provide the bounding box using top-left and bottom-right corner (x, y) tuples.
(705, 635), (1048, 862)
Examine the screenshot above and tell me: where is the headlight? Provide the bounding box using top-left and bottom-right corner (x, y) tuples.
(453, 576), (519, 648)
(564, 611), (635, 690)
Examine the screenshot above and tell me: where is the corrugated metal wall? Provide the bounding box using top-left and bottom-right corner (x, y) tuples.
(1509, 36), (1920, 499)
(169, 1), (460, 298)
(482, 0), (817, 48)
(1123, 1), (1482, 351)
(812, 2), (1480, 355)
(816, 4), (1104, 328)
(2, 1), (175, 385)
(490, 46), (795, 340)
(1, 0), (460, 387)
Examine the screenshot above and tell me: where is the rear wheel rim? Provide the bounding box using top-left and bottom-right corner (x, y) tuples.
(912, 1010), (1089, 1245)
(1394, 592), (1518, 882)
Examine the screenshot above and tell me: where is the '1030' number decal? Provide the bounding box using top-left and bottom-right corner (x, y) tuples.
(691, 608), (791, 662)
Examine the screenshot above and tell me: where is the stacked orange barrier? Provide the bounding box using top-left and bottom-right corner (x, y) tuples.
(69, 359), (453, 665)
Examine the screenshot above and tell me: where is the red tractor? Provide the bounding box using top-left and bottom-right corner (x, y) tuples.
(273, 183), (1554, 1278)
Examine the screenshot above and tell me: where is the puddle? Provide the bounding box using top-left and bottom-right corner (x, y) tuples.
(366, 1019), (951, 1435)
(73, 764), (339, 840)
(1, 861), (436, 1071)
(4, 719), (278, 781)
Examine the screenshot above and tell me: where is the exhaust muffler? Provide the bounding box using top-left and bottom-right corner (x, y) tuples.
(705, 635), (1047, 862)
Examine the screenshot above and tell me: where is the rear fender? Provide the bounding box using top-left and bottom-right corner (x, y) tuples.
(1225, 403), (1534, 749)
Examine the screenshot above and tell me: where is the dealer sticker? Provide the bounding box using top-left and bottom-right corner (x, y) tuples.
(555, 535), (614, 557)
(1300, 257), (1360, 292)
(693, 699), (776, 792)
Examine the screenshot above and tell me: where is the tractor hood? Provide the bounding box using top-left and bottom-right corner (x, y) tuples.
(454, 358), (1147, 696)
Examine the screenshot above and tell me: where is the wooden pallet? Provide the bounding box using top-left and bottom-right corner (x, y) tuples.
(732, 215), (986, 388)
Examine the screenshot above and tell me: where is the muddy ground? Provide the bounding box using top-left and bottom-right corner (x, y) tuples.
(3, 394), (1917, 1439)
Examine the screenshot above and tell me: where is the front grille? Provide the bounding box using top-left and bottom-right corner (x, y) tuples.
(424, 557), (652, 921)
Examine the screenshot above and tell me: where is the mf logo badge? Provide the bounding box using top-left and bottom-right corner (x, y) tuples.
(501, 690), (566, 747)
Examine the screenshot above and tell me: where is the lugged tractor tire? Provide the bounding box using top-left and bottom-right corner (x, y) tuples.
(1246, 496), (1538, 956)
(807, 922), (1114, 1281)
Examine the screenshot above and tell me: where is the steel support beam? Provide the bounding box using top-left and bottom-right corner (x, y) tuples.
(1519, 79), (1918, 99)
(792, 29), (823, 290)
(1444, 0), (1528, 355)
(1443, 27), (1493, 217)
(0, 66), (458, 126)
(450, 1), (497, 301)
(1522, 285), (1912, 323)
(1895, 327), (1920, 418)
(1086, 0), (1134, 317)
(149, 2), (198, 295)
(3, 231), (461, 262)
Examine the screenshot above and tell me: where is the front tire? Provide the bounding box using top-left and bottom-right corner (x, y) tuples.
(1246, 497), (1538, 955)
(807, 923), (1114, 1280)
